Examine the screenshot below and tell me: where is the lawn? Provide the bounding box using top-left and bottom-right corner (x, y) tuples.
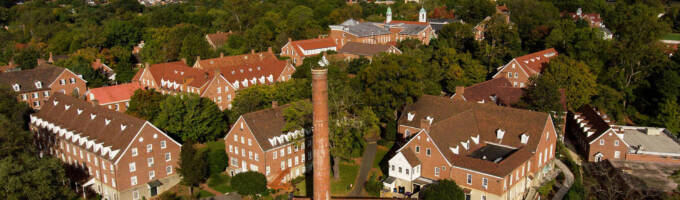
(294, 178), (307, 196)
(197, 189), (215, 198)
(204, 140), (225, 152)
(330, 161), (360, 196)
(372, 141), (394, 177)
(663, 33), (680, 41)
(208, 173), (234, 193)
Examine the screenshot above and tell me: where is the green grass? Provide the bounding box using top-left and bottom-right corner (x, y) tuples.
(294, 178), (307, 196)
(197, 189), (215, 198)
(208, 173), (234, 193)
(330, 162), (360, 195)
(663, 33), (680, 41)
(373, 141), (394, 169)
(205, 140), (225, 151)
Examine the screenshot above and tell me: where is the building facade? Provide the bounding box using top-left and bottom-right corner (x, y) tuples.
(281, 37), (338, 66)
(223, 102), (310, 184)
(0, 63), (87, 109)
(29, 93), (181, 200)
(385, 95), (558, 200)
(86, 82), (142, 112)
(491, 48), (558, 88)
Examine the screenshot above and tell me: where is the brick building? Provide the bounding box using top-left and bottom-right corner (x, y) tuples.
(0, 63), (87, 109)
(205, 31), (233, 49)
(223, 102), (310, 184)
(474, 6), (512, 41)
(450, 77), (523, 106)
(29, 93), (182, 200)
(86, 82), (142, 112)
(491, 48), (558, 88)
(280, 38), (338, 66)
(91, 59), (116, 81)
(384, 95), (558, 200)
(568, 105), (680, 163)
(336, 42), (401, 61)
(329, 8), (435, 48)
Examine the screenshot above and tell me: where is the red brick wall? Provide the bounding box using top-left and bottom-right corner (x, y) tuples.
(587, 129), (628, 162)
(201, 76), (236, 110)
(625, 154), (680, 164)
(277, 64), (296, 82)
(496, 60), (531, 88)
(224, 117), (266, 174)
(50, 69), (87, 97)
(280, 44), (304, 66)
(401, 131), (451, 180)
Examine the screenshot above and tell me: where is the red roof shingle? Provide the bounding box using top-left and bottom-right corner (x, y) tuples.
(88, 82), (142, 105)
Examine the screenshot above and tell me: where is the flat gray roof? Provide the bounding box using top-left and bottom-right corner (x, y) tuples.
(622, 128), (680, 155)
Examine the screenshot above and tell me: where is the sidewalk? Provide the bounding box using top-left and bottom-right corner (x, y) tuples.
(349, 142), (378, 196)
(552, 160), (574, 200)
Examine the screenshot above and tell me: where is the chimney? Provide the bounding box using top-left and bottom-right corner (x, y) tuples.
(420, 118), (431, 132)
(48, 52), (54, 63)
(196, 56), (201, 62)
(220, 52), (224, 58)
(96, 58), (101, 65)
(267, 47), (272, 53)
(311, 68), (331, 200)
(251, 49), (255, 54)
(455, 86), (464, 96)
(288, 37), (292, 43)
(145, 62), (150, 68)
(181, 58), (187, 64)
(272, 101), (278, 108)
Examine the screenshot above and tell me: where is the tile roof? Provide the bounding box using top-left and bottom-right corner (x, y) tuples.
(88, 82), (142, 105)
(196, 51), (290, 89)
(287, 38), (338, 56)
(240, 103), (306, 151)
(196, 51), (278, 71)
(399, 95), (551, 176)
(401, 147), (421, 166)
(0, 63), (67, 93)
(31, 93), (149, 161)
(91, 59), (113, 72)
(454, 77), (523, 106)
(573, 104), (613, 142)
(147, 61), (211, 88)
(338, 42), (399, 57)
(513, 48), (558, 75)
(205, 31), (233, 48)
(621, 127), (680, 155)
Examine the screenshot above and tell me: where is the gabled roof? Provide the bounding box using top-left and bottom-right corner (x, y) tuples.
(401, 147), (421, 167)
(513, 48), (558, 75)
(0, 63), (67, 92)
(399, 95), (551, 176)
(289, 38), (337, 54)
(453, 77), (523, 106)
(333, 20), (391, 37)
(195, 51), (290, 89)
(338, 42), (400, 57)
(574, 104), (614, 142)
(31, 93), (149, 161)
(88, 82), (142, 105)
(91, 59), (113, 73)
(240, 103), (300, 151)
(196, 51), (278, 71)
(146, 61), (211, 88)
(205, 31), (233, 48)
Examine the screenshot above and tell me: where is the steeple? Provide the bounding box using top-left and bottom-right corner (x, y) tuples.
(419, 7), (427, 23)
(386, 7), (392, 23)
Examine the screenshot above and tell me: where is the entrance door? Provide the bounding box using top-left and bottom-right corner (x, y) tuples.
(150, 186), (158, 196)
(594, 153), (603, 162)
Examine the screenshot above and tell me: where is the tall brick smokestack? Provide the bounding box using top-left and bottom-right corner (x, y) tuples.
(312, 68), (330, 200)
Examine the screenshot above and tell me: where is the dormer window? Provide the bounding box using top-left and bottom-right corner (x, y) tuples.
(407, 112), (415, 121)
(496, 129), (505, 140)
(520, 133), (529, 144)
(12, 84), (20, 91)
(34, 81), (42, 89)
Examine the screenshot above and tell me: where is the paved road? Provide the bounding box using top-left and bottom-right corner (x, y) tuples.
(552, 160), (574, 200)
(349, 142), (378, 196)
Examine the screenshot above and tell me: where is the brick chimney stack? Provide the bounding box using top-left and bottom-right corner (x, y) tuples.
(311, 68), (330, 200)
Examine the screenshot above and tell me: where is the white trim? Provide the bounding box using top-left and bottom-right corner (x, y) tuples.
(114, 122), (181, 165)
(588, 128), (615, 145)
(223, 116), (266, 153)
(633, 150), (680, 157)
(98, 99), (131, 106)
(397, 130), (453, 167)
(452, 165), (502, 179)
(492, 60), (530, 79)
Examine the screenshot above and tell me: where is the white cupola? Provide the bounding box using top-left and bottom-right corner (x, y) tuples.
(419, 7), (427, 23)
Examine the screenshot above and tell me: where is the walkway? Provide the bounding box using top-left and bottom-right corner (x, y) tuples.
(199, 183), (223, 196)
(349, 142), (378, 196)
(552, 160), (574, 200)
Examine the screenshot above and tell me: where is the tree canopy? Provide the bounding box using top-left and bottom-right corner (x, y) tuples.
(231, 171), (267, 196)
(419, 180), (465, 200)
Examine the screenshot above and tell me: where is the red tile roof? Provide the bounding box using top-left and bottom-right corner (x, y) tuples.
(196, 51), (291, 89)
(88, 82), (142, 105)
(205, 31), (233, 48)
(196, 51), (278, 70)
(455, 77), (523, 106)
(287, 38), (338, 57)
(513, 48), (558, 75)
(91, 59), (113, 72)
(148, 61), (211, 88)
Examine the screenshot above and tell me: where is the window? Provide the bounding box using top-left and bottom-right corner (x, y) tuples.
(467, 174), (472, 184)
(295, 156), (299, 165)
(266, 166), (271, 175)
(12, 84), (20, 91)
(248, 139), (252, 146)
(33, 101), (39, 107)
(234, 146), (238, 154)
(161, 140), (167, 149)
(507, 72), (512, 78)
(287, 146), (292, 154)
(132, 148), (138, 156)
(482, 178), (488, 189)
(21, 94), (27, 100)
(295, 144), (299, 152)
(273, 151), (277, 159)
(288, 159), (292, 167)
(465, 194), (471, 200)
(231, 158), (238, 166)
(166, 166), (173, 174)
(229, 145), (233, 153)
(234, 134), (238, 142)
(115, 104), (120, 111)
(600, 139), (604, 145)
(217, 87), (221, 93)
(43, 91), (49, 97)
(241, 136), (245, 144)
(614, 140), (619, 146)
(398, 167), (402, 173)
(147, 157), (154, 167)
(241, 150), (245, 157)
(131, 176), (138, 186)
(514, 72), (518, 78)
(415, 146), (420, 153)
(255, 153), (259, 161)
(280, 149), (285, 157)
(406, 169), (409, 175)
(149, 170), (155, 180)
(434, 167), (440, 176)
(112, 178), (116, 188)
(32, 92), (38, 99)
(281, 161), (285, 170)
(165, 152), (171, 161)
(614, 151), (621, 159)
(129, 162), (136, 172)
(481, 195), (486, 200)
(147, 144), (153, 152)
(426, 148), (431, 156)
(249, 151), (253, 160)
(102, 161), (107, 170)
(69, 78), (75, 84)
(60, 79), (66, 85)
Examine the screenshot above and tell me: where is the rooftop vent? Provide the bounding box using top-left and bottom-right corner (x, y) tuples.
(496, 129), (505, 140)
(53, 100), (59, 106)
(90, 114), (96, 120)
(77, 109), (83, 115)
(471, 134), (480, 144)
(520, 133), (529, 144)
(450, 145), (460, 155)
(105, 119), (111, 125)
(120, 124), (127, 131)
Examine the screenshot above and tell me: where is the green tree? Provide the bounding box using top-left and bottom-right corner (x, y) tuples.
(207, 148), (228, 176)
(126, 89), (168, 121)
(231, 171), (267, 197)
(517, 76), (564, 113)
(57, 56), (109, 88)
(453, 0), (495, 25)
(282, 100), (313, 132)
(177, 140), (208, 195)
(14, 47), (40, 69)
(229, 79), (311, 122)
(657, 97), (680, 135)
(419, 180), (464, 200)
(103, 19), (142, 48)
(0, 84), (31, 126)
(507, 0), (560, 51)
(541, 56), (597, 110)
(0, 153), (76, 199)
(179, 33), (214, 66)
(153, 94), (227, 143)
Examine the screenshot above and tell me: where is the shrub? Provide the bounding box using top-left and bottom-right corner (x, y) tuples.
(208, 148), (228, 175)
(231, 171), (267, 196)
(420, 180), (464, 200)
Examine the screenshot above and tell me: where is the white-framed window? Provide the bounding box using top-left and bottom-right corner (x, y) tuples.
(241, 150), (245, 157)
(59, 79), (66, 85)
(231, 158), (238, 167)
(273, 151), (277, 159)
(434, 167), (440, 176)
(149, 170), (155, 180)
(248, 139), (252, 146)
(87, 153), (91, 162)
(131, 176), (138, 186)
(281, 161), (285, 170)
(234, 146), (238, 154)
(249, 151), (253, 160)
(280, 149), (285, 157)
(21, 94), (27, 100)
(614, 151), (621, 159)
(482, 178), (488, 189)
(406, 169), (410, 175)
(132, 148), (138, 157)
(69, 78), (76, 84)
(288, 159), (292, 167)
(415, 146), (420, 153)
(255, 153), (259, 161)
(148, 157), (154, 167)
(600, 139), (605, 145)
(514, 72), (518, 78)
(12, 83), (20, 91)
(33, 100), (39, 107)
(467, 174), (472, 184)
(166, 166), (173, 174)
(266, 166), (271, 175)
(165, 152), (171, 161)
(295, 144), (299, 152)
(217, 87), (221, 93)
(614, 140), (619, 146)
(426, 148), (431, 156)
(43, 91), (49, 97)
(161, 140), (167, 149)
(234, 134), (238, 142)
(129, 162), (136, 172)
(32, 92), (38, 99)
(507, 72), (512, 78)
(391, 165), (395, 171)
(241, 136), (245, 144)
(295, 156), (299, 165)
(112, 178), (116, 188)
(229, 145), (233, 153)
(287, 146), (292, 154)
(147, 144), (153, 152)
